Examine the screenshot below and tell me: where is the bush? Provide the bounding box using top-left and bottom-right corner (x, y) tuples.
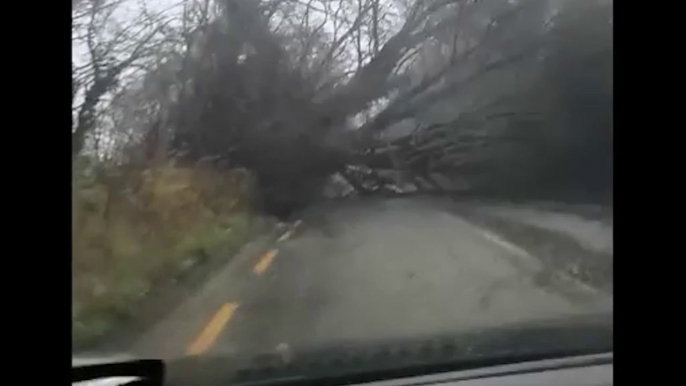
(72, 158), (262, 345)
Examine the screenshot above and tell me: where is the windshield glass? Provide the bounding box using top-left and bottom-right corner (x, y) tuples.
(72, 0), (612, 376)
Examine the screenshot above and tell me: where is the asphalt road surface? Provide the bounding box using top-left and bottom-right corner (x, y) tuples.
(131, 198), (611, 360)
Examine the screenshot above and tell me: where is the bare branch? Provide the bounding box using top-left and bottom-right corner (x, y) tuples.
(318, 0), (373, 72)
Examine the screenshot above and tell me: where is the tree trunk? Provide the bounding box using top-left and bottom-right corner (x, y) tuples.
(72, 74), (117, 158)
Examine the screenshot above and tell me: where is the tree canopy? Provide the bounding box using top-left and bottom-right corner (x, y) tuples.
(73, 0), (613, 217)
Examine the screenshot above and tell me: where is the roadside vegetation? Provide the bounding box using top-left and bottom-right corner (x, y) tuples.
(72, 157), (268, 346)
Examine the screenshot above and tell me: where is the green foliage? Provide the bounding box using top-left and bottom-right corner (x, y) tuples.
(72, 159), (263, 346)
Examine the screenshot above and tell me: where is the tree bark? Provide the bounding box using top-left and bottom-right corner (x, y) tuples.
(73, 74), (116, 158)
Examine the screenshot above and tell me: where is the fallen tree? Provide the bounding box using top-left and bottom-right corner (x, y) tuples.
(73, 0), (613, 218)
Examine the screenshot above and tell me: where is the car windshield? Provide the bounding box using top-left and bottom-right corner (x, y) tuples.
(72, 0), (613, 377)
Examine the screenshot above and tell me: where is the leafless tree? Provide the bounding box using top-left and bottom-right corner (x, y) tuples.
(73, 0), (613, 215)
(72, 0), (182, 158)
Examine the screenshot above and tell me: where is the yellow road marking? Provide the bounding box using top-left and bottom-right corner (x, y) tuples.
(253, 249), (278, 275)
(186, 302), (239, 356)
(277, 230), (293, 242)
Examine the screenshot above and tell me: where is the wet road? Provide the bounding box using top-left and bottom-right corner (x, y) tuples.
(131, 198), (611, 359)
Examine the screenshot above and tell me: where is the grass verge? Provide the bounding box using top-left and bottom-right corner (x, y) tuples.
(72, 158), (270, 349)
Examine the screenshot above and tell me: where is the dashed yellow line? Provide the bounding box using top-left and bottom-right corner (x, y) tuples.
(277, 230), (293, 242)
(253, 249), (278, 275)
(277, 220), (303, 242)
(185, 222), (302, 356)
(186, 302), (239, 355)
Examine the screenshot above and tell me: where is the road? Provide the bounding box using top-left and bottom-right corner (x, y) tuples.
(130, 197), (611, 360)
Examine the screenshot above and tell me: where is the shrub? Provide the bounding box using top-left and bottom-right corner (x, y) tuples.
(72, 158), (261, 346)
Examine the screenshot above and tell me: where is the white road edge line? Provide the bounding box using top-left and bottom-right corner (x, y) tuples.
(472, 223), (601, 296)
(479, 229), (535, 260)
